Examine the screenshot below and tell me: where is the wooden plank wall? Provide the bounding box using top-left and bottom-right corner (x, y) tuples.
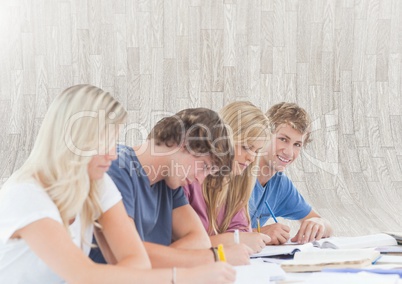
(0, 0), (401, 236)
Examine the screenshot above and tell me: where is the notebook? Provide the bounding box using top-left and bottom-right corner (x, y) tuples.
(376, 246), (402, 254)
(280, 249), (381, 272)
(375, 254), (402, 265)
(251, 233), (398, 258)
(250, 242), (317, 258)
(306, 271), (399, 284)
(312, 233), (398, 249)
(234, 259), (286, 283)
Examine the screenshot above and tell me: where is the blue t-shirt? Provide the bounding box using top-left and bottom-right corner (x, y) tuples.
(90, 144), (188, 263)
(248, 172), (312, 228)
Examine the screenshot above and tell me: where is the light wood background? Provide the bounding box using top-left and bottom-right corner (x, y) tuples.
(0, 0), (401, 237)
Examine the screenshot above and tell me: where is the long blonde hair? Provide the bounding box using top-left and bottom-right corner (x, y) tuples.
(202, 101), (270, 235)
(5, 84), (127, 242)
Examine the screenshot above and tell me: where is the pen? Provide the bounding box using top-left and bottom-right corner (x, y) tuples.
(217, 244), (227, 262)
(234, 229), (240, 244)
(372, 255), (382, 265)
(265, 201), (278, 223)
(257, 216), (261, 233)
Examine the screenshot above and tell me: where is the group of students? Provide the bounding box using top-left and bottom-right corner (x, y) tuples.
(0, 84), (333, 283)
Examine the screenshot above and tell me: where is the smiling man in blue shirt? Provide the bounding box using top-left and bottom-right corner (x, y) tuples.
(249, 102), (333, 245)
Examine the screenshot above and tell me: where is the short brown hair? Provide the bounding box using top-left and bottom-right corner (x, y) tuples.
(148, 108), (234, 178)
(267, 102), (312, 146)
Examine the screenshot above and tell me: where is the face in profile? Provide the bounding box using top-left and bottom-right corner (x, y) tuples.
(164, 149), (217, 189)
(232, 139), (265, 176)
(88, 147), (117, 180)
(262, 123), (304, 173)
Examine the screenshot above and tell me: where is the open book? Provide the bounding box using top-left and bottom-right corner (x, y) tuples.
(251, 242), (317, 258)
(280, 249), (381, 272)
(312, 233), (397, 249)
(251, 233), (397, 258)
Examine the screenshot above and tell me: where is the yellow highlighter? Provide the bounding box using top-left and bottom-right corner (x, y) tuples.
(217, 244), (227, 262)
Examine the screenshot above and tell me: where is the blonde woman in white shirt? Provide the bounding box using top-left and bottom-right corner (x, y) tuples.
(0, 84), (235, 284)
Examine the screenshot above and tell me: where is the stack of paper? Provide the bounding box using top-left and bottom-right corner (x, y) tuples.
(306, 272), (399, 284)
(280, 249), (381, 272)
(314, 233), (398, 249)
(251, 233), (398, 259)
(234, 259), (285, 284)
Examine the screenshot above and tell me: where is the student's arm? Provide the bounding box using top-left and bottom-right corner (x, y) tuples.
(14, 218), (154, 283)
(208, 208), (271, 253)
(15, 218), (236, 284)
(253, 174), (315, 245)
(94, 201), (150, 268)
(210, 232), (270, 253)
(144, 242), (215, 268)
(291, 209), (333, 243)
(145, 204), (252, 267)
(145, 241), (252, 268)
(170, 204), (211, 249)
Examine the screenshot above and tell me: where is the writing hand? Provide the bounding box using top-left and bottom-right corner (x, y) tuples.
(291, 217), (325, 244)
(255, 223), (290, 245)
(238, 232), (271, 253)
(224, 243), (253, 266)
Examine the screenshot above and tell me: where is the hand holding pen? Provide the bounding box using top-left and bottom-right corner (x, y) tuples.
(233, 229), (270, 253)
(217, 242), (251, 266)
(254, 201), (290, 245)
(217, 244), (226, 262)
(257, 216), (261, 233)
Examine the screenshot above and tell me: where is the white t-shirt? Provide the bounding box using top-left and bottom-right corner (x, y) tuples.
(0, 174), (122, 284)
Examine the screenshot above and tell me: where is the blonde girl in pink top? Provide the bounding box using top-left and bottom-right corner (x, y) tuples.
(184, 101), (272, 254)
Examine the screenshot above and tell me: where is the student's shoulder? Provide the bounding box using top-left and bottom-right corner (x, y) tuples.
(184, 180), (202, 192)
(116, 144), (137, 161)
(99, 173), (119, 192)
(1, 180), (50, 201)
(271, 172), (295, 188)
(0, 180), (60, 216)
(272, 172), (291, 182)
(182, 181), (202, 200)
(97, 174), (123, 211)
(110, 144), (140, 171)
